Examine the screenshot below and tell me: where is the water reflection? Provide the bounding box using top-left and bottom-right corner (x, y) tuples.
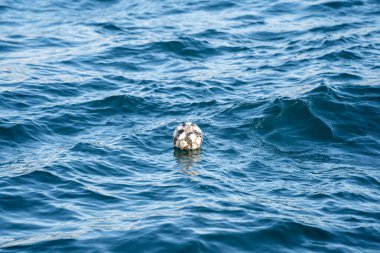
(173, 148), (202, 175)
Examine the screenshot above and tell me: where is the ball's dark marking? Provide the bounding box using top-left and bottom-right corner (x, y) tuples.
(194, 130), (202, 136)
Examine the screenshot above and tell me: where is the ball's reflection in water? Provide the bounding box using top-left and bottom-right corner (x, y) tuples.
(173, 148), (202, 175)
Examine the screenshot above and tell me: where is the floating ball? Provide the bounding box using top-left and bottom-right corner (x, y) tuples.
(173, 122), (203, 150)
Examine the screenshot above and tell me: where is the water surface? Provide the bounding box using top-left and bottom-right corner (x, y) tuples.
(1, 0), (380, 252)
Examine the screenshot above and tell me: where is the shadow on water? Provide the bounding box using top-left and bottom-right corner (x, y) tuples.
(173, 148), (202, 175)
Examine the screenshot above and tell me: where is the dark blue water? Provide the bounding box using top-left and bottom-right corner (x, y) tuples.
(1, 0), (380, 252)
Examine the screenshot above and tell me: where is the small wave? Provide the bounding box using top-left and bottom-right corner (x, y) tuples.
(146, 37), (218, 59)
(318, 49), (363, 61)
(253, 97), (335, 146)
(308, 22), (362, 33)
(80, 94), (159, 115)
(264, 2), (301, 14)
(90, 22), (124, 32)
(0, 120), (46, 144)
(188, 1), (237, 12)
(0, 39), (25, 53)
(250, 31), (300, 42)
(0, 5), (10, 12)
(328, 73), (363, 81)
(306, 1), (365, 11)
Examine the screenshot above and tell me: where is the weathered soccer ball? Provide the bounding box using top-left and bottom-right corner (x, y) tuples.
(173, 122), (203, 150)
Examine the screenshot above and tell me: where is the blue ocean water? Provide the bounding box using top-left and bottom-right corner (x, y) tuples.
(1, 0), (380, 252)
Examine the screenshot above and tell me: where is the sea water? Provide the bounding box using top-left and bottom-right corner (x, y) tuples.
(0, 0), (379, 252)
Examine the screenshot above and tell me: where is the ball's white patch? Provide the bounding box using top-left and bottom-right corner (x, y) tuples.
(178, 131), (186, 140)
(194, 125), (202, 134)
(179, 140), (187, 149)
(173, 122), (203, 150)
(189, 133), (196, 143)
